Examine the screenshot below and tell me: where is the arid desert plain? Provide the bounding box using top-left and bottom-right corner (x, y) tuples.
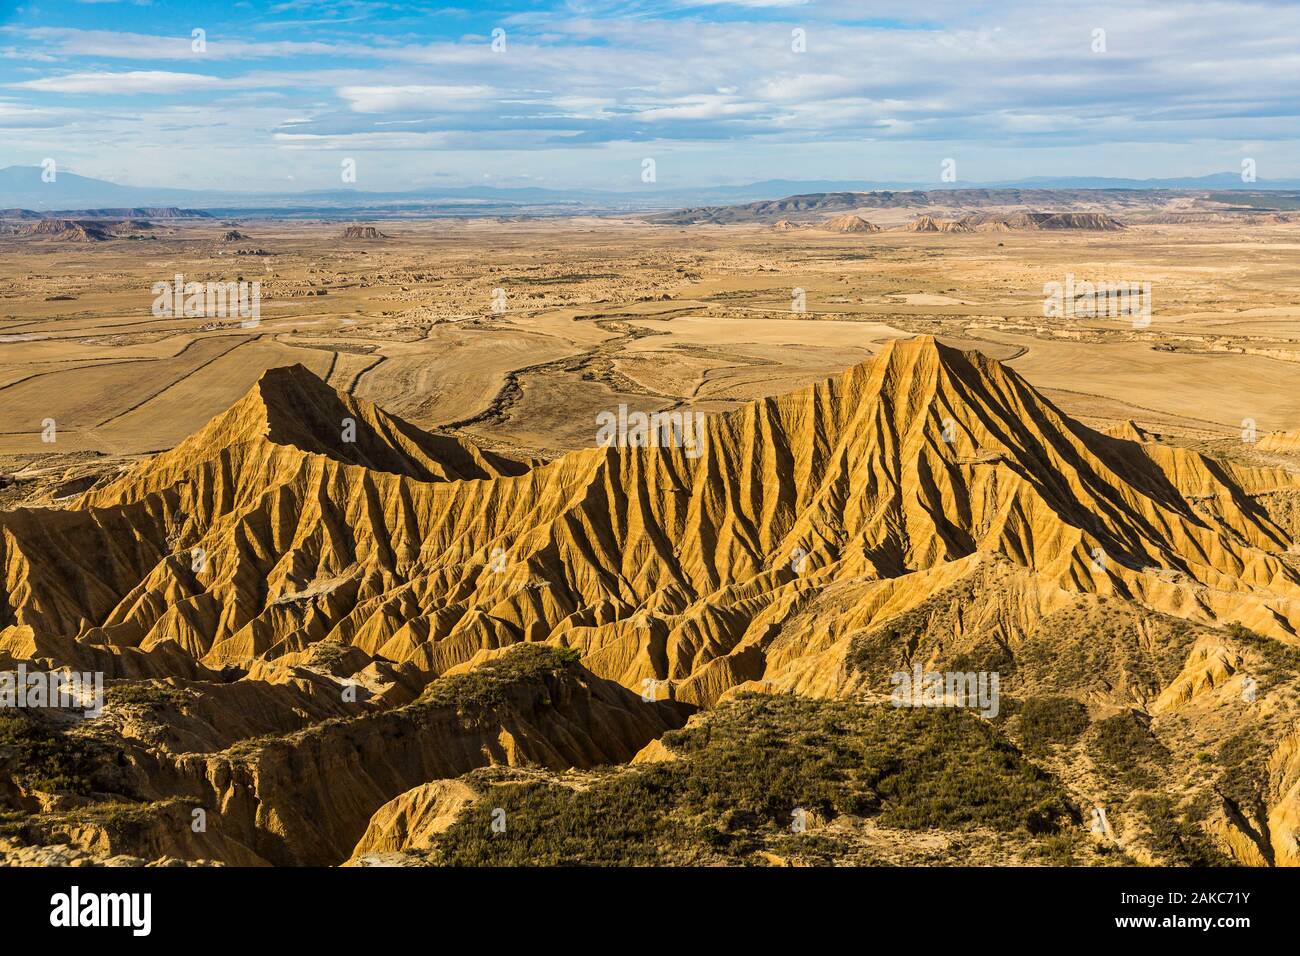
(5, 216), (1300, 472)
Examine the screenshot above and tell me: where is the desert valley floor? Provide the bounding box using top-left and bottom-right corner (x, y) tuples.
(1, 215), (1299, 867)
(4, 217), (1300, 468)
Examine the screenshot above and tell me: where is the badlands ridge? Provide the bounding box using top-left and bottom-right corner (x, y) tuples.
(1, 336), (1298, 866)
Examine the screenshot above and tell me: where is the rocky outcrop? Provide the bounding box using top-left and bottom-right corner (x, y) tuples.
(818, 214), (880, 233)
(8, 647), (688, 866)
(347, 780), (478, 859)
(22, 219), (110, 241)
(961, 212), (1126, 231)
(110, 648), (686, 864)
(900, 215), (972, 232)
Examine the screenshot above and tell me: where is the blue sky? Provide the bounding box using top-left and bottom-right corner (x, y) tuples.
(0, 0), (1297, 190)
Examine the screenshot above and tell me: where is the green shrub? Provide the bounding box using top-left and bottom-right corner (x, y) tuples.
(107, 684), (188, 709)
(1017, 606), (1196, 693)
(0, 713), (103, 795)
(1215, 728), (1268, 811)
(417, 644), (583, 711)
(430, 694), (1076, 866)
(1031, 832), (1080, 865)
(1090, 712), (1167, 790)
(1131, 794), (1230, 867)
(1017, 696), (1090, 751)
(1223, 622), (1300, 680)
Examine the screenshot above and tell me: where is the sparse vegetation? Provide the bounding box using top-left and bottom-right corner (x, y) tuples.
(1018, 605), (1197, 694)
(1131, 794), (1230, 867)
(300, 641), (358, 675)
(0, 713), (104, 795)
(1224, 622), (1300, 682)
(1030, 831), (1083, 865)
(428, 694), (1077, 865)
(1090, 711), (1168, 790)
(846, 577), (1013, 682)
(108, 683), (188, 709)
(1214, 728), (1269, 812)
(416, 644), (584, 712)
(1016, 696), (1091, 752)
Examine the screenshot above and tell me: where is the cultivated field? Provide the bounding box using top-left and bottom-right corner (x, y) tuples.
(3, 215), (1300, 492)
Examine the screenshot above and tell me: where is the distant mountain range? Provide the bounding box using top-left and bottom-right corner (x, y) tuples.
(3, 165), (1300, 217)
(651, 187), (1260, 225)
(0, 207), (211, 220)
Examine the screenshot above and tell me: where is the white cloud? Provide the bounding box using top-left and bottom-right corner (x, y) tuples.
(337, 85), (498, 113)
(632, 95), (766, 122)
(11, 70), (226, 94)
(0, 98), (75, 128)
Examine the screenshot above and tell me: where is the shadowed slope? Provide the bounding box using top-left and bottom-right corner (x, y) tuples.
(2, 337), (1298, 699)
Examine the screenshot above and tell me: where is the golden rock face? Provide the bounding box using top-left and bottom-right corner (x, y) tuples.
(3, 334), (1300, 866)
(7, 335), (1299, 689)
